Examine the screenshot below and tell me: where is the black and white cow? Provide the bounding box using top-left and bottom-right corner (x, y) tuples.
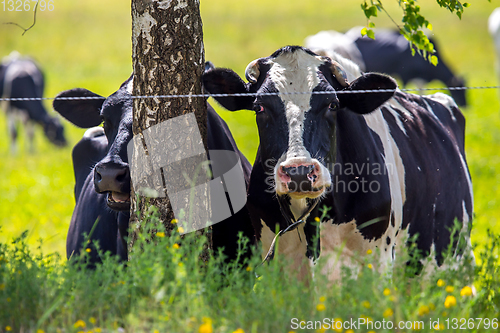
(305, 29), (467, 107)
(53, 75), (255, 265)
(203, 46), (473, 280)
(0, 52), (66, 150)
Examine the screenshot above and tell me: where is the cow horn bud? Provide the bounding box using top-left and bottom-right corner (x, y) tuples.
(330, 60), (349, 87)
(245, 59), (260, 84)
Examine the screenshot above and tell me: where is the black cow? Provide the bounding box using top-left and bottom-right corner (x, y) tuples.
(53, 75), (255, 264)
(305, 29), (467, 107)
(203, 46), (474, 281)
(0, 52), (66, 150)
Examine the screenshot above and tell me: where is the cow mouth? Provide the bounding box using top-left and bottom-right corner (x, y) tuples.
(106, 191), (131, 211)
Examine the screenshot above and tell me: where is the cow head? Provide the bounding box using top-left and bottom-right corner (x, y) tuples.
(203, 46), (396, 200)
(43, 116), (67, 147)
(53, 76), (133, 211)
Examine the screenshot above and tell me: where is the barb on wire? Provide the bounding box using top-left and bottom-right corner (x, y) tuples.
(0, 85), (498, 102)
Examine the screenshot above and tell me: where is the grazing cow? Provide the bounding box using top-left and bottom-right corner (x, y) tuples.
(53, 75), (255, 265)
(203, 46), (473, 281)
(488, 8), (500, 83)
(0, 52), (66, 151)
(305, 29), (467, 107)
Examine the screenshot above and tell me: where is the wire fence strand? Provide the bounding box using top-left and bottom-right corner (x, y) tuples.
(0, 85), (499, 102)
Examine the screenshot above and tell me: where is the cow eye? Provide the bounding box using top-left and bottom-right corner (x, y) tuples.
(254, 104), (265, 113)
(329, 102), (339, 111)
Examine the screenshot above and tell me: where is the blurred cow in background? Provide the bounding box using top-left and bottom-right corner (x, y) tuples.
(489, 8), (500, 84)
(0, 51), (66, 151)
(305, 28), (467, 107)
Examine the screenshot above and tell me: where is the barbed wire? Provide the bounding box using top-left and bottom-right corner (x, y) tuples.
(0, 85), (498, 102)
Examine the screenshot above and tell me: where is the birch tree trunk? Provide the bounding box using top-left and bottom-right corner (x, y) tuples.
(129, 0), (210, 253)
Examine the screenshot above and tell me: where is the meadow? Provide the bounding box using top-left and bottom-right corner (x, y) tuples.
(0, 0), (499, 331)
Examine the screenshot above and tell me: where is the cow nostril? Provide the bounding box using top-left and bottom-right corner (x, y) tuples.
(116, 169), (129, 182)
(95, 169), (102, 182)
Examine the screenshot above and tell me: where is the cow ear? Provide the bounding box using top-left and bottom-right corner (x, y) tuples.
(53, 88), (105, 128)
(338, 73), (397, 114)
(202, 68), (254, 111)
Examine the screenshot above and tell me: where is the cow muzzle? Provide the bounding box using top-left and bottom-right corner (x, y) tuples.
(94, 162), (131, 211)
(276, 160), (331, 198)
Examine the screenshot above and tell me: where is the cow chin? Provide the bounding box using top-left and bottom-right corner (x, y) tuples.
(276, 182), (328, 199)
(106, 191), (131, 211)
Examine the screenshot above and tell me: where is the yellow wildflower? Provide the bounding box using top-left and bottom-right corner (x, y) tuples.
(319, 296), (326, 303)
(199, 317), (213, 333)
(437, 279), (445, 287)
(89, 317), (96, 324)
(460, 286), (473, 297)
(314, 217), (321, 222)
(316, 303), (326, 311)
(74, 320), (86, 328)
(367, 263), (373, 269)
(434, 323), (445, 330)
(361, 300), (371, 308)
(383, 288), (391, 296)
(366, 249), (372, 254)
(232, 329), (244, 333)
(5, 326), (12, 331)
(178, 226), (185, 233)
(173, 243), (180, 249)
(36, 330), (45, 333)
(383, 308), (394, 317)
(154, 330), (160, 333)
(156, 232), (165, 237)
(171, 218), (178, 224)
(246, 266), (252, 272)
(0, 283), (5, 290)
(346, 330), (355, 333)
(332, 318), (343, 332)
(445, 285), (454, 293)
(85, 248), (91, 253)
(417, 305), (430, 316)
(444, 295), (457, 308)
(95, 328), (102, 333)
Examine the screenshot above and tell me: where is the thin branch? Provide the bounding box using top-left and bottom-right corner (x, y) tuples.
(4, 1), (39, 36)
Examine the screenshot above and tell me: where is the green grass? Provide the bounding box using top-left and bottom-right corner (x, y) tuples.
(0, 212), (498, 332)
(0, 1), (499, 330)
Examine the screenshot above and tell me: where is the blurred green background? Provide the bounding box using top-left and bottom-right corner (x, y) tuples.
(0, 0), (498, 257)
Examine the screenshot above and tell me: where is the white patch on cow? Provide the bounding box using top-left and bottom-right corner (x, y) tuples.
(363, 108), (406, 224)
(83, 126), (105, 139)
(316, 219), (395, 282)
(260, 219), (311, 280)
(425, 92), (458, 122)
(267, 49), (322, 161)
(304, 30), (367, 72)
(268, 49), (332, 199)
